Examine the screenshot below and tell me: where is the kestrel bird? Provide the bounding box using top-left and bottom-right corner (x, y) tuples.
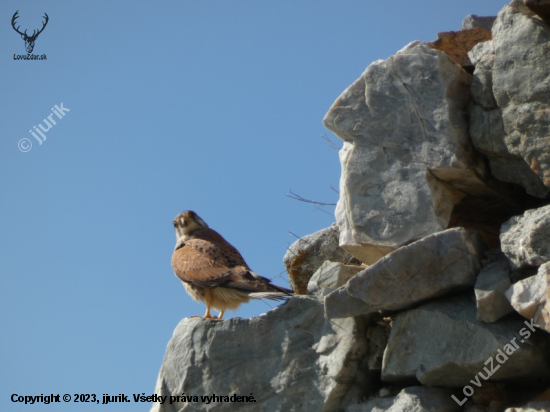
(171, 210), (293, 319)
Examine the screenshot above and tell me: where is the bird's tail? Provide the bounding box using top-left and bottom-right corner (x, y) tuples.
(244, 272), (294, 300)
(248, 291), (293, 301)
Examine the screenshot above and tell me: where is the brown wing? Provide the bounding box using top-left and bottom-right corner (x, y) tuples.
(171, 228), (250, 287)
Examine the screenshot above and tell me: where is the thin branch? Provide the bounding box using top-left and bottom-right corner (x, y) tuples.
(288, 231), (304, 241)
(313, 205), (334, 216)
(271, 269), (289, 281)
(286, 189), (337, 206)
(321, 134), (341, 150)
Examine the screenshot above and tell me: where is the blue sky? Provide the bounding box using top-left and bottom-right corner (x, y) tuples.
(1, 1), (507, 410)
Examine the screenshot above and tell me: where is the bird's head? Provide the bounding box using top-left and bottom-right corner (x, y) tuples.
(173, 210), (209, 239)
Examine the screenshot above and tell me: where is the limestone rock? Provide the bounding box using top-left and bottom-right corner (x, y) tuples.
(323, 287), (373, 320)
(469, 110), (543, 197)
(469, 105), (504, 156)
(466, 44), (533, 195)
(506, 262), (550, 334)
(467, 41), (495, 66)
(468, 2), (550, 197)
(428, 27), (492, 67)
(491, 4), (550, 197)
(468, 45), (548, 196)
(307, 261), (364, 298)
(284, 225), (356, 294)
(462, 15), (497, 32)
(475, 256), (514, 322)
(500, 205), (550, 269)
(151, 297), (369, 412)
(382, 294), (550, 386)
(469, 103), (543, 196)
(470, 54), (497, 109)
(323, 41), (512, 264)
(347, 386), (460, 412)
(325, 228), (485, 319)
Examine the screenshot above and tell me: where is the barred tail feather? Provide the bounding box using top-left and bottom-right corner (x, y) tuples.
(223, 271), (294, 299)
(248, 291), (292, 301)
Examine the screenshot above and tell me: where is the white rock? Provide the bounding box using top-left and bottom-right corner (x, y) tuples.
(470, 54), (497, 110)
(324, 41), (501, 265)
(284, 225), (355, 294)
(491, 4), (550, 197)
(469, 34), (548, 196)
(462, 14), (497, 32)
(307, 261), (364, 298)
(151, 297), (369, 412)
(500, 205), (550, 269)
(381, 294), (550, 387)
(506, 262), (550, 333)
(475, 257), (514, 322)
(468, 41), (495, 66)
(325, 228), (485, 319)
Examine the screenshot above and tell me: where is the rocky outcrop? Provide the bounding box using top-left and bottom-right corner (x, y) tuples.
(462, 15), (497, 32)
(284, 225), (358, 294)
(151, 297), (372, 412)
(307, 261), (364, 298)
(506, 262), (550, 333)
(474, 255), (514, 322)
(323, 39), (518, 265)
(467, 41), (495, 66)
(153, 2), (550, 411)
(500, 205), (550, 269)
(470, 3), (550, 198)
(382, 293), (550, 386)
(325, 228), (485, 319)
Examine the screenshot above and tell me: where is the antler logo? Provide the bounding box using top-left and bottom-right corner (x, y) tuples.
(11, 11), (49, 53)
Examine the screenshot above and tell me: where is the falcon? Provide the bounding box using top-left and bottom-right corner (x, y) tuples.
(171, 210), (293, 319)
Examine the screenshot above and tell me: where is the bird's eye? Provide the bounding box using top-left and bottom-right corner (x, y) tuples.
(180, 217), (187, 226)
